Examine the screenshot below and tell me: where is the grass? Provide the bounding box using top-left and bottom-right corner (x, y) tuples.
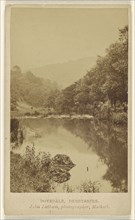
(10, 146), (100, 193)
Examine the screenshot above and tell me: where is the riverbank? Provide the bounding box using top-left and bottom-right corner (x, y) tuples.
(11, 113), (94, 120)
(10, 146), (100, 193)
(11, 111), (127, 125)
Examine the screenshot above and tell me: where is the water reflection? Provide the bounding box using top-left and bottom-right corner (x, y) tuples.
(14, 118), (127, 192)
(63, 119), (128, 192)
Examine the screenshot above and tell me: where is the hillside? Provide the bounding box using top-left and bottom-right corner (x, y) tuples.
(30, 57), (96, 88)
(11, 66), (60, 110)
(53, 26), (128, 122)
(11, 26), (128, 123)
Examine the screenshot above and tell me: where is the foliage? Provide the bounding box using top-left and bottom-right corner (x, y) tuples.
(11, 26), (128, 124)
(79, 180), (100, 193)
(10, 147), (52, 192)
(63, 119), (127, 192)
(11, 66), (60, 109)
(54, 26), (128, 119)
(112, 112), (127, 125)
(10, 146), (76, 192)
(62, 181), (100, 193)
(10, 118), (19, 142)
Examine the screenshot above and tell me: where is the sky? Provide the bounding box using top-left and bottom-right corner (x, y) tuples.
(10, 7), (129, 71)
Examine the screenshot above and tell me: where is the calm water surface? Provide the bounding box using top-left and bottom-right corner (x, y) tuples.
(15, 118), (127, 193)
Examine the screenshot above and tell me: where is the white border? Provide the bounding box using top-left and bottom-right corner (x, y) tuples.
(1, 0), (135, 219)
(0, 0), (6, 219)
(131, 1), (135, 219)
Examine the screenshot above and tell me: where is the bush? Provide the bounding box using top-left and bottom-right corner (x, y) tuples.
(33, 111), (40, 116)
(10, 146), (75, 192)
(62, 180), (100, 193)
(10, 118), (19, 142)
(112, 112), (127, 125)
(10, 146), (52, 192)
(79, 180), (100, 193)
(24, 112), (31, 116)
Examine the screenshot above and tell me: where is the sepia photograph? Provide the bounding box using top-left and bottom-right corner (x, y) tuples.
(9, 5), (129, 195)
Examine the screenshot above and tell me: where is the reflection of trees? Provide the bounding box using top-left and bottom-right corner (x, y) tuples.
(96, 124), (127, 192)
(63, 119), (127, 192)
(20, 118), (128, 192)
(63, 119), (98, 150)
(20, 118), (61, 135)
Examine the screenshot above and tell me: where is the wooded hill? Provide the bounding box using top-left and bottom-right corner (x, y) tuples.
(55, 26), (128, 115)
(11, 26), (128, 121)
(11, 66), (60, 110)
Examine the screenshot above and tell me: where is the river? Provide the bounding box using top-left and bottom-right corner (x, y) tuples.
(13, 118), (128, 193)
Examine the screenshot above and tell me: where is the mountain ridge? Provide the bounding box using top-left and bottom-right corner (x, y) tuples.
(30, 57), (96, 88)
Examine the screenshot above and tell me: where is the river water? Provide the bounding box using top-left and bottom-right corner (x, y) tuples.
(14, 118), (127, 193)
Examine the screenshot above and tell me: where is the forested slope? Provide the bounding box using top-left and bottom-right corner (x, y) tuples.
(11, 26), (128, 123)
(11, 66), (60, 110)
(54, 26), (128, 122)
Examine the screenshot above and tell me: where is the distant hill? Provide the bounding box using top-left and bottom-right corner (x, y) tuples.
(30, 57), (96, 88)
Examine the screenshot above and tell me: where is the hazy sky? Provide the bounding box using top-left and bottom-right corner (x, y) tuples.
(11, 7), (128, 71)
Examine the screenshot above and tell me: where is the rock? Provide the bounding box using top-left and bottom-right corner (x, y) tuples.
(51, 154), (75, 170)
(48, 154), (75, 183)
(49, 167), (71, 183)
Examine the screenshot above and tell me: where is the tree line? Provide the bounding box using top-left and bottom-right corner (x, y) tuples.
(46, 26), (128, 120)
(11, 26), (128, 122)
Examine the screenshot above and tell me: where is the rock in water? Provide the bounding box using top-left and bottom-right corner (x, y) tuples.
(51, 154), (75, 170)
(49, 154), (75, 183)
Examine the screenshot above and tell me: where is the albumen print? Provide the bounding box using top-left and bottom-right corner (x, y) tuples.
(4, 4), (131, 216)
(10, 6), (129, 193)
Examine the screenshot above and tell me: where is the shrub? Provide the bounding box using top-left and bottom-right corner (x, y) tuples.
(10, 118), (19, 142)
(112, 112), (127, 125)
(10, 146), (75, 192)
(10, 146), (52, 192)
(24, 112), (31, 116)
(34, 111), (40, 116)
(79, 180), (100, 193)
